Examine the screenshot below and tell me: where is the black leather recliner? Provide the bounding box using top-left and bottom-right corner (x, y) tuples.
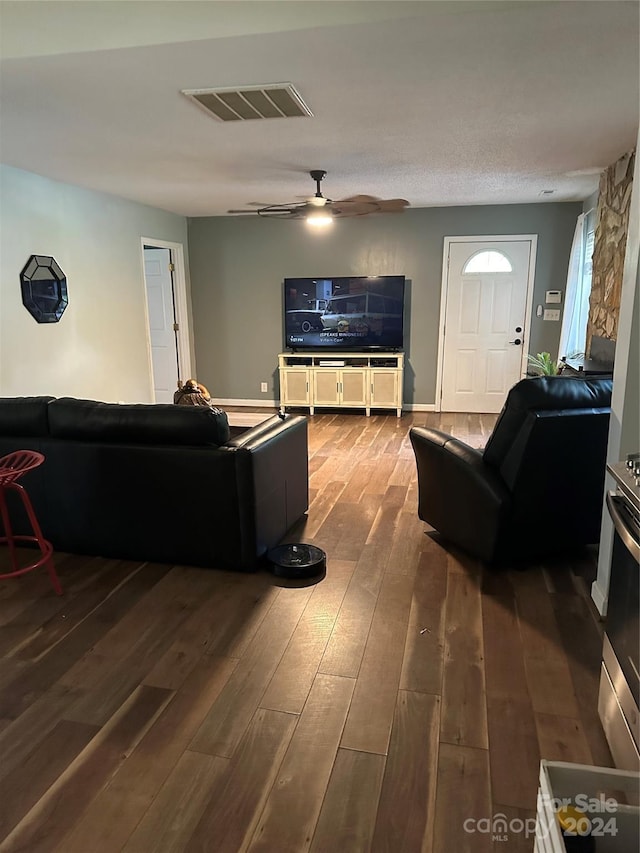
(409, 376), (613, 564)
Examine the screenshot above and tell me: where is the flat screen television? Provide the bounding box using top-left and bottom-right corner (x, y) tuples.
(284, 275), (405, 350)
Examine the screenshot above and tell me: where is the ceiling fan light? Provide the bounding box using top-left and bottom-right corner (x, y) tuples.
(306, 208), (334, 226)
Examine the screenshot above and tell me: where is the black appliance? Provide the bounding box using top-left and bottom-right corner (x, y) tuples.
(598, 454), (640, 771)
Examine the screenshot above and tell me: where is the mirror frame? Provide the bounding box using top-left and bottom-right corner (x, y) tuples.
(20, 254), (69, 323)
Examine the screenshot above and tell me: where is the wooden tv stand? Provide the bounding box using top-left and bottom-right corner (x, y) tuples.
(278, 351), (404, 417)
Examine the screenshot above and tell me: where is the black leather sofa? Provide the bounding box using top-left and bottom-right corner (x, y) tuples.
(410, 376), (613, 564)
(0, 396), (308, 571)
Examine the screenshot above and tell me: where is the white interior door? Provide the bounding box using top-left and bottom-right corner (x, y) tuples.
(439, 238), (535, 413)
(144, 247), (179, 403)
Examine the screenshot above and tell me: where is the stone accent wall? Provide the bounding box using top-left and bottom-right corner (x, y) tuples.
(587, 149), (635, 353)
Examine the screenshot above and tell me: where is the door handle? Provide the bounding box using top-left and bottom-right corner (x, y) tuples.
(508, 338), (522, 345)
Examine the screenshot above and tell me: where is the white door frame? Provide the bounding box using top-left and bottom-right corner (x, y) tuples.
(434, 234), (538, 412)
(140, 237), (193, 401)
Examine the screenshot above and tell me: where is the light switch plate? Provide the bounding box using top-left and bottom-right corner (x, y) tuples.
(543, 309), (561, 321)
(545, 290), (562, 303)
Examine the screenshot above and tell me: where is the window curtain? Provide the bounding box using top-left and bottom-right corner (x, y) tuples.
(558, 213), (591, 361)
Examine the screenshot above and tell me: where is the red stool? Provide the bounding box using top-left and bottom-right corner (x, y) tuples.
(0, 450), (62, 595)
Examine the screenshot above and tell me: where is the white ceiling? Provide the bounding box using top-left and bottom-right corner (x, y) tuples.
(0, 0), (638, 217)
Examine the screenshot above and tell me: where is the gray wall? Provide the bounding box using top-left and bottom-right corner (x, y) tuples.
(188, 202), (582, 406)
(0, 165), (191, 402)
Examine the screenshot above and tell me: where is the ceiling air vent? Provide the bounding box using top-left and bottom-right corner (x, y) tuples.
(181, 83), (313, 122)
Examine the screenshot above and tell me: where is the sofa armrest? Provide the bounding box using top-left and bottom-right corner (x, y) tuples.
(409, 427), (511, 562)
(224, 415), (309, 563)
(224, 413), (289, 448)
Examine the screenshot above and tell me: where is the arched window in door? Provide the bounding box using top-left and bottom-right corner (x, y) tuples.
(463, 250), (513, 273)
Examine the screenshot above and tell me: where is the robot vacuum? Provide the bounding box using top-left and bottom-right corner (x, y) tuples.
(267, 543), (326, 579)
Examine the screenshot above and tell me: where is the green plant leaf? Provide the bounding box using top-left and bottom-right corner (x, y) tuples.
(527, 352), (559, 375)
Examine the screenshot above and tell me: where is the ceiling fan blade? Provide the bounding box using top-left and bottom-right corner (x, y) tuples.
(337, 196), (409, 208)
(377, 198), (410, 212)
(227, 209), (261, 214)
(328, 197), (409, 217)
(257, 203), (307, 218)
(330, 201), (380, 217)
(336, 194), (381, 204)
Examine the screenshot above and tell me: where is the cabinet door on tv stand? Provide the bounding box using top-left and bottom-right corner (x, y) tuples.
(313, 370), (341, 406)
(281, 369), (311, 407)
(370, 370), (398, 404)
(370, 369), (402, 416)
(341, 370), (368, 407)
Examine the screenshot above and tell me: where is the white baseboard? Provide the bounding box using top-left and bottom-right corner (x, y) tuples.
(405, 403), (436, 412)
(213, 398), (436, 412)
(212, 398), (277, 409)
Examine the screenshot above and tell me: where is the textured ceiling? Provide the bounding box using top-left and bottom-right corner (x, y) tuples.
(0, 0), (638, 217)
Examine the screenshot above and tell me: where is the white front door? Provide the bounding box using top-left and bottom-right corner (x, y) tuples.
(144, 247), (179, 403)
(439, 238), (535, 413)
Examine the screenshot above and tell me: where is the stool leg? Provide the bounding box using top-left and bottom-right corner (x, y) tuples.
(0, 487), (19, 575)
(45, 551), (62, 596)
(14, 484), (62, 596)
(48, 561), (63, 596)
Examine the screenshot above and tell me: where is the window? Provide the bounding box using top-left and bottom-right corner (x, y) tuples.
(558, 211), (595, 360)
(463, 250), (513, 273)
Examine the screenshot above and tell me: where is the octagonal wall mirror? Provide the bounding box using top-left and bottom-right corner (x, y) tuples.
(20, 254), (69, 323)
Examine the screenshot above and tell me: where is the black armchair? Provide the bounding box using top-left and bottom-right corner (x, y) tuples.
(410, 376), (613, 563)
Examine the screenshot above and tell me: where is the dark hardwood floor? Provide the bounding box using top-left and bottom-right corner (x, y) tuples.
(0, 411), (612, 852)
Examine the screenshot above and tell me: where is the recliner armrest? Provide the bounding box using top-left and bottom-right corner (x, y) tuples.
(409, 427), (511, 562)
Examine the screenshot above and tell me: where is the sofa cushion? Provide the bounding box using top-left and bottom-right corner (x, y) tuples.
(483, 375), (612, 468)
(0, 396), (55, 437)
(48, 397), (230, 446)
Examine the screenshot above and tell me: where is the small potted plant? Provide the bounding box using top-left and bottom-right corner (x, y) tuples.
(527, 351), (560, 376)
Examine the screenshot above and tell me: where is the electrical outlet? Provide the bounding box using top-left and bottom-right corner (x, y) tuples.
(543, 309), (561, 321)
(260, 382), (268, 393)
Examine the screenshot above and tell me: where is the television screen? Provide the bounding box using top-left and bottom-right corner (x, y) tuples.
(284, 276), (405, 350)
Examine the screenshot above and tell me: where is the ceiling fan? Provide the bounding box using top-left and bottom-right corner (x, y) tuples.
(227, 170), (410, 223)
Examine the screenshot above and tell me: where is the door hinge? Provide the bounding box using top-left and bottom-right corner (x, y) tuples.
(168, 263), (175, 272)
(173, 322), (179, 331)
